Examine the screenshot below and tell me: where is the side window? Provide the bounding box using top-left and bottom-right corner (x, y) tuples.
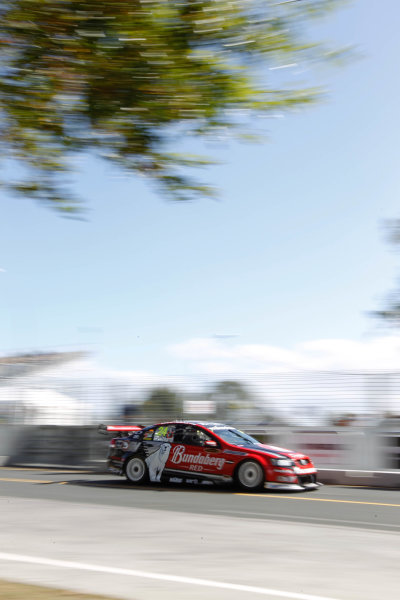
(174, 425), (186, 444)
(180, 426), (212, 446)
(153, 424), (175, 442)
(143, 428), (155, 441)
(196, 428), (213, 445)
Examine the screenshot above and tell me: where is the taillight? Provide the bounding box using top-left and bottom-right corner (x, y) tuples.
(110, 438), (117, 448)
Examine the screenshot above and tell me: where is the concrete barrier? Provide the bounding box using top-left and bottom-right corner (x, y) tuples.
(317, 468), (400, 487)
(0, 425), (109, 469)
(252, 425), (400, 487)
(0, 424), (27, 466)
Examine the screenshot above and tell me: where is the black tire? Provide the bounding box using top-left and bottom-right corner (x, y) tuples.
(235, 460), (264, 491)
(125, 456), (148, 484)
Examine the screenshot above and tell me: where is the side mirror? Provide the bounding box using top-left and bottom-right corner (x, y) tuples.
(204, 440), (218, 448)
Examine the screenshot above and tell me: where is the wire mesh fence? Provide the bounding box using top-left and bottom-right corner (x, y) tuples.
(1, 353), (400, 426)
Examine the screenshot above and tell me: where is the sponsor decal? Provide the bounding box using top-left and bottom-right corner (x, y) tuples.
(145, 443), (171, 482)
(171, 445), (225, 470)
(293, 467), (316, 474)
(154, 425), (175, 442)
(128, 441), (141, 453)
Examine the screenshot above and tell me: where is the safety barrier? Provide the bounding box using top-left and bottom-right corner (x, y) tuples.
(2, 423), (400, 486)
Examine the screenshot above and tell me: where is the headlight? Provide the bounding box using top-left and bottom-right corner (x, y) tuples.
(270, 458), (295, 468)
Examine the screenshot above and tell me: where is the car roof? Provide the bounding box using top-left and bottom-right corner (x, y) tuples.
(147, 420), (230, 429)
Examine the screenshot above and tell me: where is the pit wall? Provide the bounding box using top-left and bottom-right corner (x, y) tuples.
(1, 424), (400, 486)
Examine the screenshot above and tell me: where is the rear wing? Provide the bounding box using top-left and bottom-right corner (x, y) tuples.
(98, 424), (144, 436)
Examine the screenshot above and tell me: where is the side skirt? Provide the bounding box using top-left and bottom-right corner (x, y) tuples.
(164, 468), (232, 483)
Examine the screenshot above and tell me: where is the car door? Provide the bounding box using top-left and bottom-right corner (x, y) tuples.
(165, 424), (228, 479)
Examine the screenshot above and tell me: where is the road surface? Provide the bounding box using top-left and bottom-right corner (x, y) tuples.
(0, 467), (399, 600)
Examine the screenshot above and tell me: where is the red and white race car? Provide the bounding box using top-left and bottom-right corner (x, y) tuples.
(100, 421), (320, 492)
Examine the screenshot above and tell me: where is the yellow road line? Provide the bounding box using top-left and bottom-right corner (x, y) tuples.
(0, 477), (53, 484)
(0, 467), (92, 474)
(0, 467), (55, 472)
(235, 493), (400, 507)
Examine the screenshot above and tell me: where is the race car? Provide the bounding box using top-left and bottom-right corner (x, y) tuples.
(99, 421), (320, 492)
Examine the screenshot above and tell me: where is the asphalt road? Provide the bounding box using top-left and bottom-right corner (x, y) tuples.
(0, 467), (399, 600)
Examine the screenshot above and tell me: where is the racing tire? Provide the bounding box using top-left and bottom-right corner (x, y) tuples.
(125, 456), (148, 484)
(235, 460), (264, 492)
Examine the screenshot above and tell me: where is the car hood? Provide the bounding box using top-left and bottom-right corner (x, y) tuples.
(238, 442), (308, 460)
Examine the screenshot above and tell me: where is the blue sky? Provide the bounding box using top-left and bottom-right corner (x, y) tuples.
(2, 0), (400, 378)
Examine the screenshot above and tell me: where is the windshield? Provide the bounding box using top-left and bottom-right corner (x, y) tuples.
(212, 427), (261, 446)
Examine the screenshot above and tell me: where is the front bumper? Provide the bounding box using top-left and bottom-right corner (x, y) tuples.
(265, 481), (322, 491)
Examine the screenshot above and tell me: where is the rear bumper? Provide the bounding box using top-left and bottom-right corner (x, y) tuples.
(107, 457), (123, 475)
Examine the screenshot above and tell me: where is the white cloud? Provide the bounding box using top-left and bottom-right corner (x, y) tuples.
(39, 358), (165, 387)
(169, 337), (234, 361)
(168, 335), (400, 373)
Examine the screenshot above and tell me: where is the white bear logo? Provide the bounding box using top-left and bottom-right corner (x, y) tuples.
(145, 443), (171, 482)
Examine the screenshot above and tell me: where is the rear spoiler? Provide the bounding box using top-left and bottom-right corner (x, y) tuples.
(98, 424), (144, 435)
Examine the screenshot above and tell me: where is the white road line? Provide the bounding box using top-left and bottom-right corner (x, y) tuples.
(0, 552), (341, 600)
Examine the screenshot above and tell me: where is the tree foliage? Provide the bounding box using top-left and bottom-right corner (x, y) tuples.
(142, 386), (183, 419)
(0, 0), (341, 212)
(374, 221), (400, 326)
(210, 379), (253, 420)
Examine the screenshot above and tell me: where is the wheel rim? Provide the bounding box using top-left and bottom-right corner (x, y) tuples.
(238, 462), (263, 489)
(126, 458), (145, 482)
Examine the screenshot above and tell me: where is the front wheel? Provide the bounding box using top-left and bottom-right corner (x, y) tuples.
(235, 460), (264, 491)
(125, 456), (148, 484)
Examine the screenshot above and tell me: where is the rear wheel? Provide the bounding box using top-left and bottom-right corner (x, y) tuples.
(236, 460), (264, 491)
(125, 456), (148, 484)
